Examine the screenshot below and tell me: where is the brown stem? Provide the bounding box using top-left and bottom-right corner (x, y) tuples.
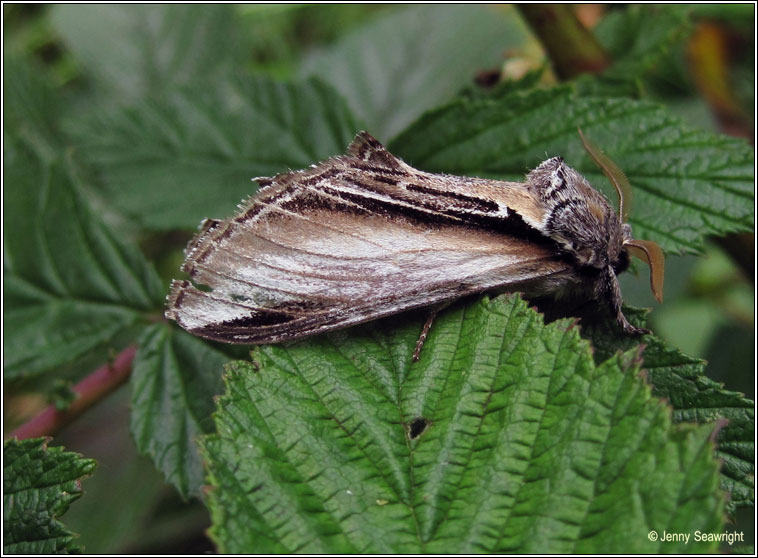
(518, 4), (611, 80)
(9, 345), (137, 440)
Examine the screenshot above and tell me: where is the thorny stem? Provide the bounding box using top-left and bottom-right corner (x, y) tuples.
(9, 345), (137, 440)
(517, 4), (611, 79)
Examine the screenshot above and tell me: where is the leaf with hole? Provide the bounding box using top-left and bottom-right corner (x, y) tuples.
(201, 295), (724, 553)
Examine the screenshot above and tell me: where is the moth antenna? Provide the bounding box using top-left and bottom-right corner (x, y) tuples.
(625, 239), (665, 303)
(578, 128), (633, 223)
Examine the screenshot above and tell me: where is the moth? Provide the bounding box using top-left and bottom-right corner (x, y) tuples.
(165, 130), (664, 360)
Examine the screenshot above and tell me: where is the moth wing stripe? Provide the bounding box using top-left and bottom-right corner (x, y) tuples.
(169, 282), (366, 342)
(168, 282), (266, 329)
(324, 179), (472, 218)
(246, 194), (400, 252)
(311, 181), (455, 220)
(313, 182), (471, 226)
(169, 281), (351, 331)
(210, 244), (394, 281)
(343, 171), (503, 216)
(237, 197), (510, 259)
(186, 260), (349, 304)
(227, 224), (391, 261)
(403, 181), (501, 214)
(191, 243), (520, 300)
(260, 170), (529, 236)
(315, 177), (546, 235)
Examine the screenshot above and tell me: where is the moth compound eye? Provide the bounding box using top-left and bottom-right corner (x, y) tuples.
(613, 249), (630, 275)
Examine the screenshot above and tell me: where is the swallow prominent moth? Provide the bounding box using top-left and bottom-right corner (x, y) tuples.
(165, 130), (664, 358)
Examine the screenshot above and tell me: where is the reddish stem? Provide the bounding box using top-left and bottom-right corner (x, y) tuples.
(9, 345), (137, 440)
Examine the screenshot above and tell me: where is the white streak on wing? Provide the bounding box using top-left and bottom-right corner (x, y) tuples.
(245, 200), (403, 259)
(193, 224), (536, 306)
(173, 285), (255, 330)
(195, 246), (531, 302)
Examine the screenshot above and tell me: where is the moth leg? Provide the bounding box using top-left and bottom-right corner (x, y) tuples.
(605, 267), (651, 335)
(616, 309), (651, 335)
(412, 303), (451, 362)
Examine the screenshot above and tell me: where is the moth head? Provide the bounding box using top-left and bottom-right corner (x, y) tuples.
(579, 129), (665, 303)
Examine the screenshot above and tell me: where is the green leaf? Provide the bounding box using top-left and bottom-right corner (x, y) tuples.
(689, 3), (756, 24)
(390, 86), (754, 254)
(3, 140), (164, 380)
(72, 76), (361, 230)
(583, 307), (754, 516)
(594, 5), (691, 80)
(49, 5), (247, 103)
(3, 438), (96, 554)
(300, 5), (532, 139)
(201, 295), (724, 553)
(130, 323), (226, 500)
(3, 54), (63, 160)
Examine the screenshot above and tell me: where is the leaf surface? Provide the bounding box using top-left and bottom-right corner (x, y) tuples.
(49, 5), (247, 102)
(3, 141), (164, 380)
(201, 295), (724, 553)
(3, 438), (96, 554)
(130, 324), (226, 499)
(583, 307), (754, 516)
(73, 76), (361, 230)
(300, 5), (531, 139)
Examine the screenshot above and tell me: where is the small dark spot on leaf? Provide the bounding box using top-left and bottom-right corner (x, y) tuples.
(408, 417), (430, 439)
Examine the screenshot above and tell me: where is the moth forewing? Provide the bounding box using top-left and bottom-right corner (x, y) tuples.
(165, 130), (663, 357)
(166, 211), (572, 345)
